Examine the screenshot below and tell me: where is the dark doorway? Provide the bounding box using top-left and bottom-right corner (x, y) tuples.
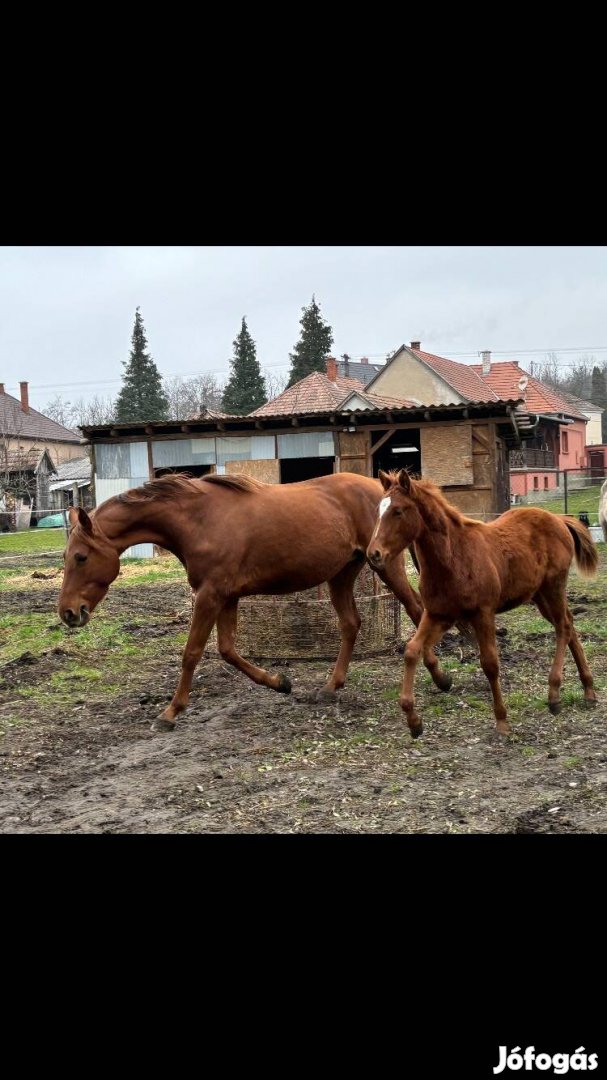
(280, 457), (335, 484)
(154, 464), (213, 479)
(370, 429), (421, 478)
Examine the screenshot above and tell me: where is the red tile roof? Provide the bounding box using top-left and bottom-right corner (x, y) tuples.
(410, 348), (500, 402)
(470, 361), (588, 420)
(249, 372), (367, 416)
(0, 390), (83, 443)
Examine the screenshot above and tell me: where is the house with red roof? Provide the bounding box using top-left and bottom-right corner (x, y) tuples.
(365, 343), (588, 500)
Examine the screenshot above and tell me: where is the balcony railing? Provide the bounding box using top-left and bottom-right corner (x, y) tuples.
(509, 449), (555, 469)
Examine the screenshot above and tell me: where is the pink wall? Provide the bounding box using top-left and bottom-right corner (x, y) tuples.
(511, 472), (558, 497)
(558, 420), (586, 470)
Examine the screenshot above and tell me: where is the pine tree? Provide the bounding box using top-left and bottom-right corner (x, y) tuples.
(114, 308), (169, 423)
(287, 296), (334, 386)
(221, 317), (266, 414)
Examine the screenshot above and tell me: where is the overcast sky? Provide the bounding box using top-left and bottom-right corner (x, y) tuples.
(1, 246), (607, 410)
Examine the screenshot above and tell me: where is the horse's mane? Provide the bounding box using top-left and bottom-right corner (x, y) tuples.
(116, 474), (203, 503)
(201, 474), (266, 494)
(385, 471), (476, 530)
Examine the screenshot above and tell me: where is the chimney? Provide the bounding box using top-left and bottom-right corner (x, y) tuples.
(410, 340), (421, 351)
(341, 353), (350, 377)
(0, 383), (5, 394)
(326, 356), (337, 382)
(360, 356), (369, 365)
(481, 351), (491, 375)
(20, 381), (30, 414)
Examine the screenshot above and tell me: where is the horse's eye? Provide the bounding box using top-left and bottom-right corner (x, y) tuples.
(393, 508), (402, 517)
(75, 553), (88, 564)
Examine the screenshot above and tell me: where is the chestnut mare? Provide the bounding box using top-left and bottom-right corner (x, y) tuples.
(58, 471), (452, 731)
(367, 469), (598, 738)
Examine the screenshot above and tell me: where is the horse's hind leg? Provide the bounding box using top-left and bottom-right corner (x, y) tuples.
(154, 588), (222, 732)
(377, 556), (453, 692)
(216, 598), (292, 695)
(321, 561), (364, 696)
(471, 610), (509, 737)
(535, 587), (596, 711)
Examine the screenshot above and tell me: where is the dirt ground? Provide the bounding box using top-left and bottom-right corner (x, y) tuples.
(1, 553), (607, 833)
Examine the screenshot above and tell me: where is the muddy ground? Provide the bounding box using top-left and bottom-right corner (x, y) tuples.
(1, 554), (607, 833)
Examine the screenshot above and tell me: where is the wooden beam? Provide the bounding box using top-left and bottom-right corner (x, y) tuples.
(147, 440), (154, 480)
(369, 427), (397, 457)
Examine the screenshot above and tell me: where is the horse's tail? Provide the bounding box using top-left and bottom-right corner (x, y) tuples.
(563, 516), (599, 579)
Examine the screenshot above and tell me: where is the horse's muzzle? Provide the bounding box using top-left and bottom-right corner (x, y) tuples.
(61, 605), (90, 628)
(367, 549), (385, 570)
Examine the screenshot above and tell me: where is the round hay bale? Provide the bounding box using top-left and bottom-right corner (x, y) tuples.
(204, 564), (402, 660)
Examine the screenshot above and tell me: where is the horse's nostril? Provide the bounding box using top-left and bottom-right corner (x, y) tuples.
(371, 549), (381, 563)
(63, 608), (75, 625)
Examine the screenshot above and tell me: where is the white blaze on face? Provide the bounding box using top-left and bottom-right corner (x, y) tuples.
(371, 496), (391, 542)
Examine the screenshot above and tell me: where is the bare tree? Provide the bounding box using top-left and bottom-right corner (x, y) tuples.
(263, 369), (289, 403)
(43, 394), (115, 430)
(0, 413), (38, 527)
(163, 374), (224, 420)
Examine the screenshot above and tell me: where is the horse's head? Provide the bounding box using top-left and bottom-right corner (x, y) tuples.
(58, 507), (120, 628)
(367, 469), (422, 570)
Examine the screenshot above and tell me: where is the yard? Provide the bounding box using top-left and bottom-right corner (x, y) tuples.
(1, 536), (606, 833)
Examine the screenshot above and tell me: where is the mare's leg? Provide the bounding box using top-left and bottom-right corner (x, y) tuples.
(378, 556), (453, 692)
(216, 598), (291, 694)
(470, 610), (509, 736)
(321, 561), (364, 695)
(399, 612), (452, 738)
(154, 587), (222, 731)
(535, 585), (597, 711)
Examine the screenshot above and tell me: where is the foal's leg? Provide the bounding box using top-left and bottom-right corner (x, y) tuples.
(216, 598), (292, 694)
(377, 556), (453, 693)
(535, 587), (597, 712)
(399, 612), (452, 738)
(470, 610), (509, 736)
(321, 561), (364, 695)
(154, 587), (222, 732)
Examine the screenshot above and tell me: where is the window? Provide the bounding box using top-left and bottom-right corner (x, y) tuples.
(544, 476), (549, 489)
(562, 431), (569, 454)
(534, 476), (539, 490)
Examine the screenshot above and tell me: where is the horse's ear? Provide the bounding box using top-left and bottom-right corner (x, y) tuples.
(378, 470), (391, 492)
(69, 507), (93, 534)
(397, 469), (411, 494)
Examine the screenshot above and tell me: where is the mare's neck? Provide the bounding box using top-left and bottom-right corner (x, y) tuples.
(94, 497), (186, 560)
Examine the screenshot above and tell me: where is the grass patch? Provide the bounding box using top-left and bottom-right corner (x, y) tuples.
(0, 527), (66, 556)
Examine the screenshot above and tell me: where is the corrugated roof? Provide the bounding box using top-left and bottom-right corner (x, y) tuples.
(470, 361), (588, 420)
(0, 391), (83, 443)
(50, 456), (91, 483)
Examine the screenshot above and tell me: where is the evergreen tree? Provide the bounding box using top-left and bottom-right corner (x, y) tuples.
(590, 365), (607, 441)
(287, 296), (334, 386)
(114, 308), (169, 422)
(221, 317), (266, 414)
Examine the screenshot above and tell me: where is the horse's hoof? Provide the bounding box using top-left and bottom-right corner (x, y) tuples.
(317, 688), (338, 702)
(409, 723), (423, 740)
(584, 698), (598, 709)
(436, 673), (453, 693)
(548, 701), (562, 716)
(494, 729), (510, 742)
(275, 674), (292, 695)
(152, 715), (177, 732)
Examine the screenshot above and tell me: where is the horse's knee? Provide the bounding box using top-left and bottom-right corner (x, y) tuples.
(218, 644), (235, 664)
(481, 658), (499, 682)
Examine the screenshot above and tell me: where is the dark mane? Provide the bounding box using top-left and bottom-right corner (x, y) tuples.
(201, 474), (265, 494)
(116, 474), (203, 503)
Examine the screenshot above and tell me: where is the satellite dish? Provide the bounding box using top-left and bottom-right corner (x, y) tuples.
(518, 376), (528, 393)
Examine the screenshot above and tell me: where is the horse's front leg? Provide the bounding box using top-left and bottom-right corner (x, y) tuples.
(377, 556), (453, 693)
(153, 587), (222, 732)
(216, 599), (292, 694)
(400, 612), (451, 738)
